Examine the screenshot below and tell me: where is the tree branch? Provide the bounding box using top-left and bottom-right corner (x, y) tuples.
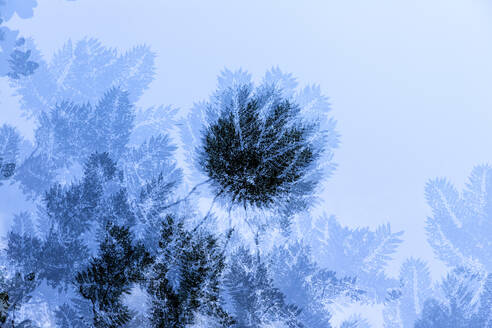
(161, 178), (211, 211)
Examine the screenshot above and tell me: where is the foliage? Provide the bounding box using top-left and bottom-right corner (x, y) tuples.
(10, 82), (181, 201)
(9, 38), (155, 118)
(0, 124), (20, 185)
(382, 258), (432, 328)
(340, 315), (371, 328)
(8, 49), (38, 79)
(122, 134), (182, 198)
(0, 270), (39, 328)
(2, 43), (369, 327)
(269, 241), (365, 328)
(0, 0), (40, 78)
(179, 68), (338, 203)
(7, 153), (123, 289)
(147, 215), (233, 328)
(12, 88), (133, 197)
(4, 5), (492, 325)
(414, 268), (492, 327)
(425, 165), (492, 272)
(224, 247), (303, 328)
(131, 105), (179, 146)
(54, 300), (92, 328)
(198, 84), (323, 214)
(301, 215), (403, 302)
(75, 223), (153, 328)
(134, 173), (182, 253)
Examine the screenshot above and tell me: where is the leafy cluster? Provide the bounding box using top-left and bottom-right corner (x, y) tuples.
(384, 165), (492, 327)
(224, 247), (303, 328)
(180, 68), (338, 202)
(148, 215), (233, 328)
(302, 215), (403, 303)
(9, 13), (490, 326)
(75, 223), (153, 327)
(0, 270), (38, 328)
(0, 125), (20, 185)
(414, 269), (492, 327)
(425, 165), (492, 272)
(0, 0), (44, 79)
(199, 85), (321, 211)
(9, 38), (154, 118)
(268, 242), (365, 327)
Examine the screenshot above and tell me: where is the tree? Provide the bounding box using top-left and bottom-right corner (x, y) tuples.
(198, 83), (324, 215)
(299, 215), (403, 303)
(0, 125), (20, 185)
(9, 38), (155, 118)
(224, 247), (303, 328)
(179, 68), (338, 191)
(2, 64), (354, 328)
(269, 242), (364, 328)
(425, 165), (492, 273)
(75, 223), (153, 328)
(0, 270), (39, 328)
(5, 153), (128, 324)
(382, 258), (432, 328)
(3, 35), (176, 203)
(147, 215), (233, 328)
(414, 268), (492, 328)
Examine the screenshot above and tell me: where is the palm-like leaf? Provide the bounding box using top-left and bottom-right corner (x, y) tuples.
(425, 165), (492, 272)
(10, 38), (155, 118)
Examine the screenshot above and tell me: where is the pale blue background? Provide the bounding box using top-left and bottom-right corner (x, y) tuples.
(2, 0), (492, 288)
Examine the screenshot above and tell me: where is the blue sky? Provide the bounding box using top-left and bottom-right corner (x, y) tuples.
(3, 0), (492, 280)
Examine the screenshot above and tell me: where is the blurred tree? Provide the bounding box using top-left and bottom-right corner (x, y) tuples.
(414, 268), (492, 328)
(224, 247), (303, 328)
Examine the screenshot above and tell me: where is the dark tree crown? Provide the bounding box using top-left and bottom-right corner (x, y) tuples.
(199, 85), (322, 211)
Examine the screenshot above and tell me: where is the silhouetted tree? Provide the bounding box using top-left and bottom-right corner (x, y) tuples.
(147, 215), (234, 328)
(198, 84), (324, 214)
(75, 223), (153, 328)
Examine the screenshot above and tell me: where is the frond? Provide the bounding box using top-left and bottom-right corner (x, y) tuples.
(398, 258), (432, 327)
(114, 44), (156, 103)
(131, 105), (179, 145)
(425, 169), (492, 271)
(0, 124), (20, 184)
(10, 38), (155, 117)
(122, 134), (181, 197)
